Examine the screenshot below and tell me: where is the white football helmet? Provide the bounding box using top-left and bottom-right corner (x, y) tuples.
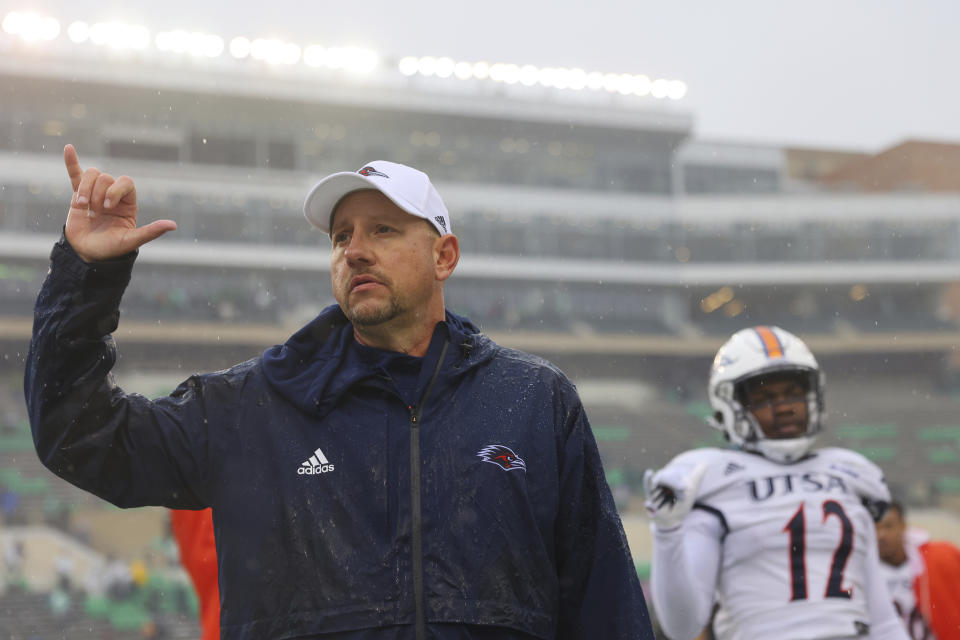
(707, 326), (824, 464)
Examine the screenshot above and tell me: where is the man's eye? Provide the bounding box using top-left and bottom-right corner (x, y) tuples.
(333, 233), (349, 244)
(376, 225), (394, 233)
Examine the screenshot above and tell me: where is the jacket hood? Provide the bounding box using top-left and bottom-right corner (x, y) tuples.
(261, 304), (493, 416)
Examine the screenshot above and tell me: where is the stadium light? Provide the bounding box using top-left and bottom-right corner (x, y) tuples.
(86, 21), (150, 50)
(249, 38), (301, 65)
(650, 78), (670, 99)
(2, 11), (60, 42)
(67, 21), (89, 43)
(396, 52), (687, 100)
(155, 30), (224, 58)
(229, 36), (251, 59)
(567, 69), (587, 90)
(667, 80), (688, 100)
(519, 64), (538, 87)
(398, 56), (418, 76)
(633, 75), (651, 97)
(417, 56), (437, 76)
(471, 61), (490, 79)
(454, 61), (472, 80)
(434, 56), (454, 78)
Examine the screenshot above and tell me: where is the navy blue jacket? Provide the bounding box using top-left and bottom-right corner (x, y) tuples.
(25, 236), (653, 640)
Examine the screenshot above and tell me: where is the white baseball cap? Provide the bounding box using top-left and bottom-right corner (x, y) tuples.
(303, 161), (452, 236)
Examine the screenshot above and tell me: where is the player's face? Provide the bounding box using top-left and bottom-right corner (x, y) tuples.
(329, 190), (440, 328)
(742, 374), (809, 439)
(875, 508), (907, 565)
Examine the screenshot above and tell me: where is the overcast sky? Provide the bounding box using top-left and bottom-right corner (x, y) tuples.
(14, 0), (960, 151)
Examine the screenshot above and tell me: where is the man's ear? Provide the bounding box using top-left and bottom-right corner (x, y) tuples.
(434, 234), (460, 282)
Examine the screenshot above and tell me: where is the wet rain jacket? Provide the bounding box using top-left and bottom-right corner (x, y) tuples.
(25, 236), (652, 640)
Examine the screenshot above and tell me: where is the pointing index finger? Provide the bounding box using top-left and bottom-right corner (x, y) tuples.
(63, 144), (83, 192)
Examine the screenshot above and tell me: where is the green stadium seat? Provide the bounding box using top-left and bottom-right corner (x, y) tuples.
(935, 476), (960, 494)
(684, 401), (713, 419)
(851, 445), (897, 462)
(0, 435), (33, 452)
(108, 601), (151, 631)
(593, 426), (630, 442)
(606, 468), (625, 485)
(926, 448), (960, 464)
(833, 424), (899, 439)
(84, 594), (112, 618)
(917, 425), (960, 442)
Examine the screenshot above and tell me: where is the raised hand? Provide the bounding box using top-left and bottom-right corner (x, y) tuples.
(643, 462), (708, 531)
(63, 144), (177, 262)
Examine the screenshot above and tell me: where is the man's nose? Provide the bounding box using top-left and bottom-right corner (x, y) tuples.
(344, 233), (373, 264)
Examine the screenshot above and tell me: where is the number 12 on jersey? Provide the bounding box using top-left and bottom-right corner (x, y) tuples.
(784, 500), (854, 601)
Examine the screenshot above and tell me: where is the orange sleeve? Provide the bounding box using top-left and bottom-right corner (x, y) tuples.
(915, 540), (960, 640)
(170, 508), (220, 640)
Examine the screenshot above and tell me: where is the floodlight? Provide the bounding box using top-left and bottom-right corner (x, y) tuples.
(667, 80), (687, 100)
(67, 21), (89, 43)
(88, 22), (150, 50)
(501, 63), (520, 85)
(552, 68), (570, 90)
(632, 74), (651, 96)
(229, 36), (251, 59)
(398, 56), (418, 76)
(567, 68), (587, 90)
(650, 78), (669, 99)
(417, 56), (437, 76)
(519, 64), (538, 86)
(471, 61), (490, 79)
(434, 56), (454, 78)
(454, 61), (472, 80)
(3, 11), (60, 41)
(536, 67), (555, 87)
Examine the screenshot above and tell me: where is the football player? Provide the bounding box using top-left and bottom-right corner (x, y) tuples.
(644, 326), (908, 640)
(876, 500), (960, 640)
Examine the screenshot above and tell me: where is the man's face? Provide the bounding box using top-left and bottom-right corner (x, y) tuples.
(875, 508), (907, 565)
(742, 373), (809, 439)
(329, 190), (440, 328)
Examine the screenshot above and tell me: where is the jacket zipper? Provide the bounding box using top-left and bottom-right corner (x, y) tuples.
(408, 339), (449, 640)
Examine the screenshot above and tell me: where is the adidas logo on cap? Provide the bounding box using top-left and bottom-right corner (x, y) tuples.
(298, 447), (335, 475)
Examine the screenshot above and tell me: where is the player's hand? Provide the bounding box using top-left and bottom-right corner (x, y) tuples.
(643, 462), (708, 531)
(63, 144), (177, 262)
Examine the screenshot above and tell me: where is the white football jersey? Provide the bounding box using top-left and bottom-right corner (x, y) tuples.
(667, 447), (890, 640)
(880, 537), (934, 640)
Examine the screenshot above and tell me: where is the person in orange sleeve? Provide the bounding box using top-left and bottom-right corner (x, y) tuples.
(876, 500), (960, 640)
(170, 509), (220, 640)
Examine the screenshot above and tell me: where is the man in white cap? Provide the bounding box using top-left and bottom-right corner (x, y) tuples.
(25, 146), (653, 640)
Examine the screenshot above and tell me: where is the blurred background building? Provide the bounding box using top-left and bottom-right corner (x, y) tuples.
(1, 10), (960, 638)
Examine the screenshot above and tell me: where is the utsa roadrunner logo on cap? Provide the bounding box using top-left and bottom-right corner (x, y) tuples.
(358, 166), (389, 178)
(477, 445), (526, 472)
(298, 447), (335, 475)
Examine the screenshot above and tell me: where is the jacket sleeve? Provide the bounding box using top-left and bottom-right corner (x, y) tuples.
(24, 235), (213, 509)
(554, 398), (655, 639)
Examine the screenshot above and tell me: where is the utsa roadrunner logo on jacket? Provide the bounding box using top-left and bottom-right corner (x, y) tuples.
(477, 445), (526, 471)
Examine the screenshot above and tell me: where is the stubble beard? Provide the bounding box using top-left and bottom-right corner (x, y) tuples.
(346, 294), (404, 327)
